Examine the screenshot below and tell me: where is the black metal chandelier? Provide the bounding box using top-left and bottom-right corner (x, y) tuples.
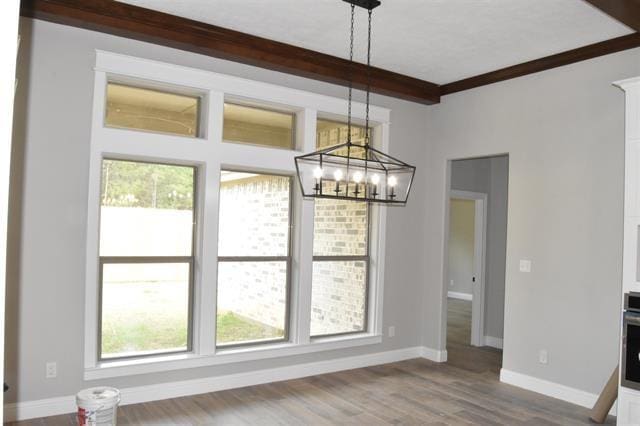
(295, 0), (416, 205)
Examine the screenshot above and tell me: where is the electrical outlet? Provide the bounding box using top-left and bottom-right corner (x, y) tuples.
(388, 326), (395, 337)
(449, 279), (454, 287)
(538, 350), (548, 365)
(519, 259), (532, 273)
(46, 362), (57, 379)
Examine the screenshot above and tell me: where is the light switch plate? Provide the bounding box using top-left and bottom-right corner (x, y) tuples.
(538, 349), (548, 365)
(519, 259), (532, 273)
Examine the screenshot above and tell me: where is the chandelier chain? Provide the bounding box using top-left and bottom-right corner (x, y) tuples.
(347, 4), (355, 145)
(365, 8), (372, 147)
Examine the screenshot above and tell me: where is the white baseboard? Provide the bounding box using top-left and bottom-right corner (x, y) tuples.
(483, 335), (503, 349)
(421, 346), (448, 362)
(5, 345), (445, 422)
(500, 368), (616, 415)
(448, 291), (472, 301)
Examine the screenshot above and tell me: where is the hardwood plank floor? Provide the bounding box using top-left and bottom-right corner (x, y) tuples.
(446, 297), (502, 375)
(9, 300), (613, 425)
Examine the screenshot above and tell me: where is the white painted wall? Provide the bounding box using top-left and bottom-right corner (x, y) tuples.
(424, 48), (639, 395)
(448, 198), (475, 295)
(6, 18), (430, 404)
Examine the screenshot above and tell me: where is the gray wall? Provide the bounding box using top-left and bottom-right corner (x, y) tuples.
(423, 48), (637, 394)
(5, 18), (430, 403)
(8, 15), (636, 404)
(486, 156), (508, 341)
(450, 156), (509, 340)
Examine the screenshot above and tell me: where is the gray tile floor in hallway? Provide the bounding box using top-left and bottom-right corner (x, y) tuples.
(9, 299), (614, 425)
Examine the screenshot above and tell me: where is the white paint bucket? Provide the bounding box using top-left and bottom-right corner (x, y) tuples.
(76, 387), (121, 426)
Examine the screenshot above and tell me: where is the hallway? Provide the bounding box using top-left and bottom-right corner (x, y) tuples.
(447, 297), (502, 375)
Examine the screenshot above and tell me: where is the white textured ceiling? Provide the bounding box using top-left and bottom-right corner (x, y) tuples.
(117, 0), (632, 84)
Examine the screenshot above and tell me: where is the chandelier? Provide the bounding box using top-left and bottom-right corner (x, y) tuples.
(295, 0), (416, 205)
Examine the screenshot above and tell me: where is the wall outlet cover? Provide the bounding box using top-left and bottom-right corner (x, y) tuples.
(388, 326), (395, 337)
(519, 259), (532, 273)
(45, 362), (57, 379)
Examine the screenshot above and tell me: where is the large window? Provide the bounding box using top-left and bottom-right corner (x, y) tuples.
(98, 159), (196, 359)
(87, 53), (389, 378)
(311, 120), (370, 337)
(216, 171), (292, 347)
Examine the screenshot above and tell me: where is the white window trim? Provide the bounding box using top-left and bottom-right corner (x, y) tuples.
(84, 50), (390, 380)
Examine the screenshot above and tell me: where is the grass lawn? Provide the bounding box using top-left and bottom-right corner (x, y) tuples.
(101, 280), (283, 356)
(216, 311), (284, 345)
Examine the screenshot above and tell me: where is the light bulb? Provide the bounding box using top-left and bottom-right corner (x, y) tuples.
(333, 169), (344, 182)
(388, 175), (398, 187)
(352, 171), (363, 183)
(313, 167), (323, 179)
(370, 174), (381, 185)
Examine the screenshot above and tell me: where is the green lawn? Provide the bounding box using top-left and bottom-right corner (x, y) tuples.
(102, 308), (283, 356)
(102, 313), (188, 356)
(216, 311), (284, 345)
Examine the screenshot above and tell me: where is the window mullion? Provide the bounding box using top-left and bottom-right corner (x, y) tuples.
(294, 108), (317, 345)
(196, 158), (221, 357)
(197, 91), (224, 356)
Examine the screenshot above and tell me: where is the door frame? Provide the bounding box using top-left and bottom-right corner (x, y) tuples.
(448, 189), (488, 347)
(0, 1), (21, 421)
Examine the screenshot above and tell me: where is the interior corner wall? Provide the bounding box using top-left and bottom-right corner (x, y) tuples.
(450, 156), (508, 340)
(485, 156), (508, 341)
(423, 47), (640, 395)
(5, 18), (430, 404)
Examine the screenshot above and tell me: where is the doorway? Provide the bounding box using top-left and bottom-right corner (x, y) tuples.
(448, 191), (486, 347)
(444, 155), (508, 375)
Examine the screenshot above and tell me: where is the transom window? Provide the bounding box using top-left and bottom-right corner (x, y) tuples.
(223, 102), (295, 149)
(105, 83), (201, 138)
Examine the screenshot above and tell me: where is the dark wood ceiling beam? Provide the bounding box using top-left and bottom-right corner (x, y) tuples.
(584, 0), (640, 32)
(441, 33), (640, 95)
(20, 0), (441, 105)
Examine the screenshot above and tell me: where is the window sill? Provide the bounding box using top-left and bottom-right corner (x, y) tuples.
(84, 333), (382, 380)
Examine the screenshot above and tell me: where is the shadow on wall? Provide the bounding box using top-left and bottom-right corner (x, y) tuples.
(5, 19), (34, 401)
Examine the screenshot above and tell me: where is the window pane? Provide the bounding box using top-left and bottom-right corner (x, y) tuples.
(223, 103), (294, 149)
(313, 198), (367, 256)
(218, 172), (291, 257)
(101, 263), (190, 358)
(106, 83), (200, 137)
(310, 261), (367, 336)
(216, 261), (287, 346)
(100, 160), (195, 257)
(317, 119), (371, 158)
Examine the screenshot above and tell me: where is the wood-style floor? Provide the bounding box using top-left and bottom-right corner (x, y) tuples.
(10, 299), (613, 425)
(446, 298), (503, 375)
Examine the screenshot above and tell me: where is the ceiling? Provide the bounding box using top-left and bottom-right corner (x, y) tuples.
(117, 0), (632, 85)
